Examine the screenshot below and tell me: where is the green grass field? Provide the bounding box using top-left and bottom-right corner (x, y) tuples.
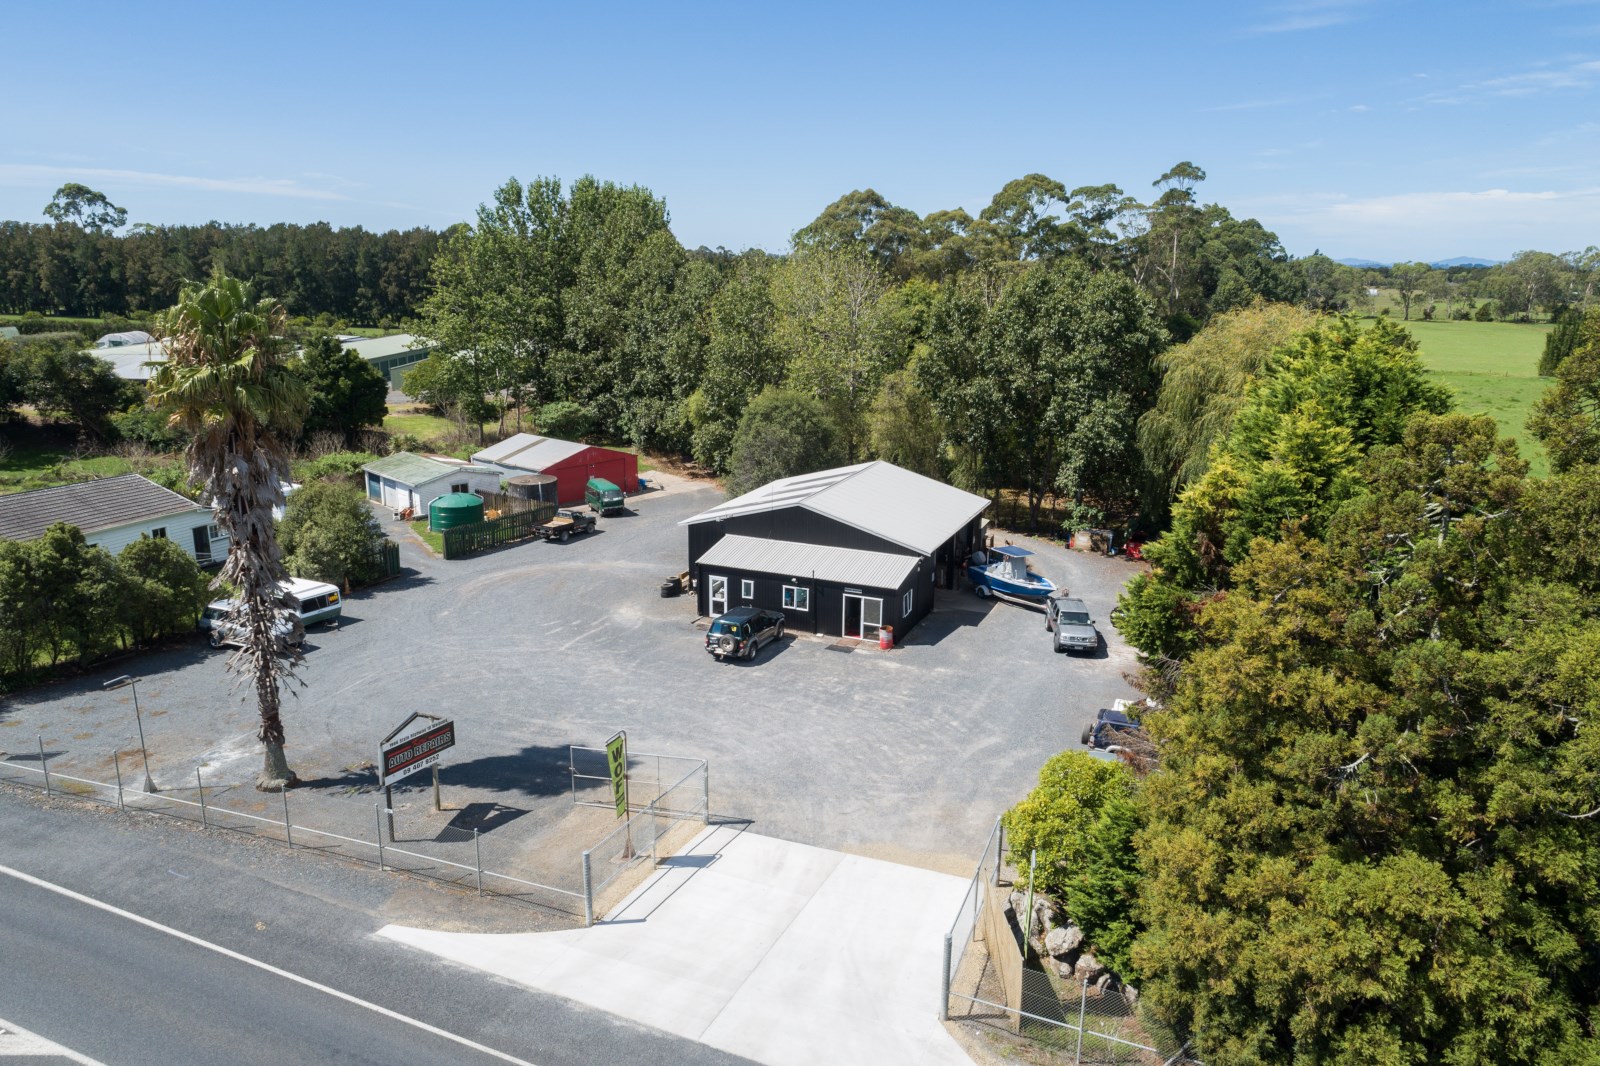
(1382, 318), (1553, 476)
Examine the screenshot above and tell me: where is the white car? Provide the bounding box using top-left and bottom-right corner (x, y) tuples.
(201, 578), (341, 649)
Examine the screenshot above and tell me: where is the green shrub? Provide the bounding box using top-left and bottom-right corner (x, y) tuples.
(111, 405), (187, 450)
(296, 451), (378, 485)
(1474, 300), (1496, 322)
(537, 400), (599, 441)
(278, 480), (386, 586)
(1003, 750), (1143, 977)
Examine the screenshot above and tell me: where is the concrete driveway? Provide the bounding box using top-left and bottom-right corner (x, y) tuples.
(382, 822), (973, 1066)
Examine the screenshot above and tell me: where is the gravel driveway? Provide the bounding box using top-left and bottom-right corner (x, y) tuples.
(1, 473), (1145, 873)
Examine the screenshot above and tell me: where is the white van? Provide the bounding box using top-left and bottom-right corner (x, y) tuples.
(201, 578), (342, 648)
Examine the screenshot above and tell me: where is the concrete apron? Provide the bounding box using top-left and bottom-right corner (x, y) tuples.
(379, 824), (974, 1066)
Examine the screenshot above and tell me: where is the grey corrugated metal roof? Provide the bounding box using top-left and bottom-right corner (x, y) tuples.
(0, 473), (205, 541)
(472, 433), (590, 470)
(83, 341), (166, 380)
(362, 451), (496, 486)
(695, 534), (919, 589)
(681, 461), (989, 557)
(340, 334), (430, 362)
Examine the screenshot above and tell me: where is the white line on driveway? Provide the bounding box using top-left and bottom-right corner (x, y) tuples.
(0, 1015), (109, 1064)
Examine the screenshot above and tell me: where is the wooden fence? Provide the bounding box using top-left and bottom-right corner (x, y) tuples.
(442, 501), (557, 560)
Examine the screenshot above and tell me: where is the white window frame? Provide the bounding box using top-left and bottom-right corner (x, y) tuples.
(903, 588), (913, 616)
(740, 578), (754, 600)
(150, 527), (167, 539)
(783, 585), (810, 612)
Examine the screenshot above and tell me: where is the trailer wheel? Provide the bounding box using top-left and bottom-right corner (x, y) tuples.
(975, 585), (992, 599)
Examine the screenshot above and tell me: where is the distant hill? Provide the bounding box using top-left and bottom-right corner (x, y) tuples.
(1332, 256), (1500, 269)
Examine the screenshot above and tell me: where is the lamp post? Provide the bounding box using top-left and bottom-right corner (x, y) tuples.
(103, 675), (156, 793)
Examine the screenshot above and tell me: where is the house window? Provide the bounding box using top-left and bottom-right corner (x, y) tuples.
(150, 527), (167, 539)
(740, 579), (754, 600)
(208, 524), (222, 540)
(903, 588), (913, 616)
(783, 585), (810, 611)
(450, 482), (469, 494)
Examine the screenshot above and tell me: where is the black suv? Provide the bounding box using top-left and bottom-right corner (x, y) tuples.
(706, 607), (786, 661)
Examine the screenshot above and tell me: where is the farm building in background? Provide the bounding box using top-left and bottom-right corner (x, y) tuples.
(471, 434), (638, 507)
(363, 452), (500, 515)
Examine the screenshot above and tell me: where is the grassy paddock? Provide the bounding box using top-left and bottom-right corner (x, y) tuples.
(1384, 318), (1553, 476)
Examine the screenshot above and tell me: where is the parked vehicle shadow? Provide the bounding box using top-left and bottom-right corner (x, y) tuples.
(724, 636), (794, 665)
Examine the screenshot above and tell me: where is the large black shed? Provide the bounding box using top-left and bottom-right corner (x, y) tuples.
(681, 461), (989, 641)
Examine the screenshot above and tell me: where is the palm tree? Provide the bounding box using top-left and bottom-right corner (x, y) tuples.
(149, 272), (309, 791)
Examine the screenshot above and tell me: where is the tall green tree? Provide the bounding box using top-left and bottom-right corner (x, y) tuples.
(725, 387), (845, 496)
(278, 480), (386, 587)
(1529, 315), (1600, 472)
(1137, 301), (1321, 506)
(773, 246), (897, 462)
(1389, 261), (1433, 320)
(1135, 415), (1600, 1066)
(149, 272), (309, 792)
(43, 183), (127, 232)
(688, 253), (783, 472)
(293, 333), (388, 445)
(118, 535), (209, 646)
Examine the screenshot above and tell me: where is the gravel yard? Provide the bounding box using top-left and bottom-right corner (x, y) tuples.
(0, 472), (1145, 876)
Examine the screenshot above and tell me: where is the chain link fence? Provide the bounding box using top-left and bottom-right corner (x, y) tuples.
(942, 817), (1201, 1065)
(3, 739), (709, 926)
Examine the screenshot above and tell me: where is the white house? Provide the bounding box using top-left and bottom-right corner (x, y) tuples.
(362, 452), (501, 515)
(0, 473), (226, 564)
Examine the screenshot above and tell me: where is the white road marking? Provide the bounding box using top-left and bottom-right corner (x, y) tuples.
(0, 864), (542, 1066)
(0, 1015), (109, 1064)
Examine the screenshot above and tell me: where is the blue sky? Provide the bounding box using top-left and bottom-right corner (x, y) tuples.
(3, 0), (1597, 262)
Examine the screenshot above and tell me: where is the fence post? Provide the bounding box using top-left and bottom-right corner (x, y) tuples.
(582, 850), (594, 927)
(474, 828), (483, 897)
(1075, 978), (1089, 1064)
(39, 736), (49, 796)
(940, 932), (953, 1021)
(701, 762), (710, 825)
(113, 750), (124, 811)
(376, 803), (386, 870)
(197, 768), (208, 829)
(282, 790), (293, 848)
(994, 819), (1004, 886)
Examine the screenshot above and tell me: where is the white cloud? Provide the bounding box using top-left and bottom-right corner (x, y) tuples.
(1421, 57), (1600, 104)
(1243, 186), (1600, 259)
(1246, 0), (1369, 34)
(0, 164), (349, 202)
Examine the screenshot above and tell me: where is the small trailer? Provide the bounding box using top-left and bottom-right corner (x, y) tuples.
(535, 508), (597, 543)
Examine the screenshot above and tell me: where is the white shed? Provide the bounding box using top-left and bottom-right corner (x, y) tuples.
(0, 473), (226, 564)
(362, 452), (501, 516)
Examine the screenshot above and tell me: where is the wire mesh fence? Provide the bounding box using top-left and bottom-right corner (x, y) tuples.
(1, 739), (709, 924)
(576, 751), (710, 925)
(943, 817), (1201, 1065)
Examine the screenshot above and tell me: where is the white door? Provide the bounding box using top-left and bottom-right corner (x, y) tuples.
(843, 594), (883, 640)
(707, 574), (728, 617)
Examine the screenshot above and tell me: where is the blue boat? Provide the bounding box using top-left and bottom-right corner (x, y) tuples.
(966, 545), (1057, 601)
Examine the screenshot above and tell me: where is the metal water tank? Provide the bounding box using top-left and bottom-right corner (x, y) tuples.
(429, 492), (485, 532)
(505, 473), (558, 507)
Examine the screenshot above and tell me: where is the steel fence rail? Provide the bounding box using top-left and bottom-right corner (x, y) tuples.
(2, 751), (587, 912)
(942, 813), (1202, 1065)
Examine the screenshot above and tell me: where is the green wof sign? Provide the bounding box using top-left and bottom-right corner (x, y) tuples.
(605, 730), (629, 818)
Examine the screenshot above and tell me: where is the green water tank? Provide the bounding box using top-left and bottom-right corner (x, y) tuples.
(429, 492), (484, 532)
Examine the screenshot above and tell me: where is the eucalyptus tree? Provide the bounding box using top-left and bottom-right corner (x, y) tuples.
(149, 272), (309, 791)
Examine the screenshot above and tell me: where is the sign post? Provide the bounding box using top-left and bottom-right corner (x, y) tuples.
(606, 729), (631, 860)
(380, 713), (457, 841)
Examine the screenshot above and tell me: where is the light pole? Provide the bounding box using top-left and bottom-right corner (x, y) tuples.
(103, 675), (156, 793)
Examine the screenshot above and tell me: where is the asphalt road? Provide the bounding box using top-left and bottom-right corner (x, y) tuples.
(3, 475), (1146, 873)
(0, 790), (753, 1066)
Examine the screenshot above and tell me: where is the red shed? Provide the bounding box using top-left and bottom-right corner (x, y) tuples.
(471, 434), (639, 506)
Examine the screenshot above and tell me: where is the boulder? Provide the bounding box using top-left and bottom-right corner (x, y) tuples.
(1074, 952), (1106, 984)
(1045, 925), (1084, 958)
(1123, 984), (1139, 1006)
(1057, 961), (1075, 979)
(1094, 972), (1117, 994)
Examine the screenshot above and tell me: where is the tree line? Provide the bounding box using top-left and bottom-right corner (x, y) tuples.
(1001, 306), (1600, 1064)
(0, 185), (440, 324)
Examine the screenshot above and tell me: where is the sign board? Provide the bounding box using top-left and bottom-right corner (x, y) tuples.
(605, 730), (629, 818)
(382, 719), (456, 786)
